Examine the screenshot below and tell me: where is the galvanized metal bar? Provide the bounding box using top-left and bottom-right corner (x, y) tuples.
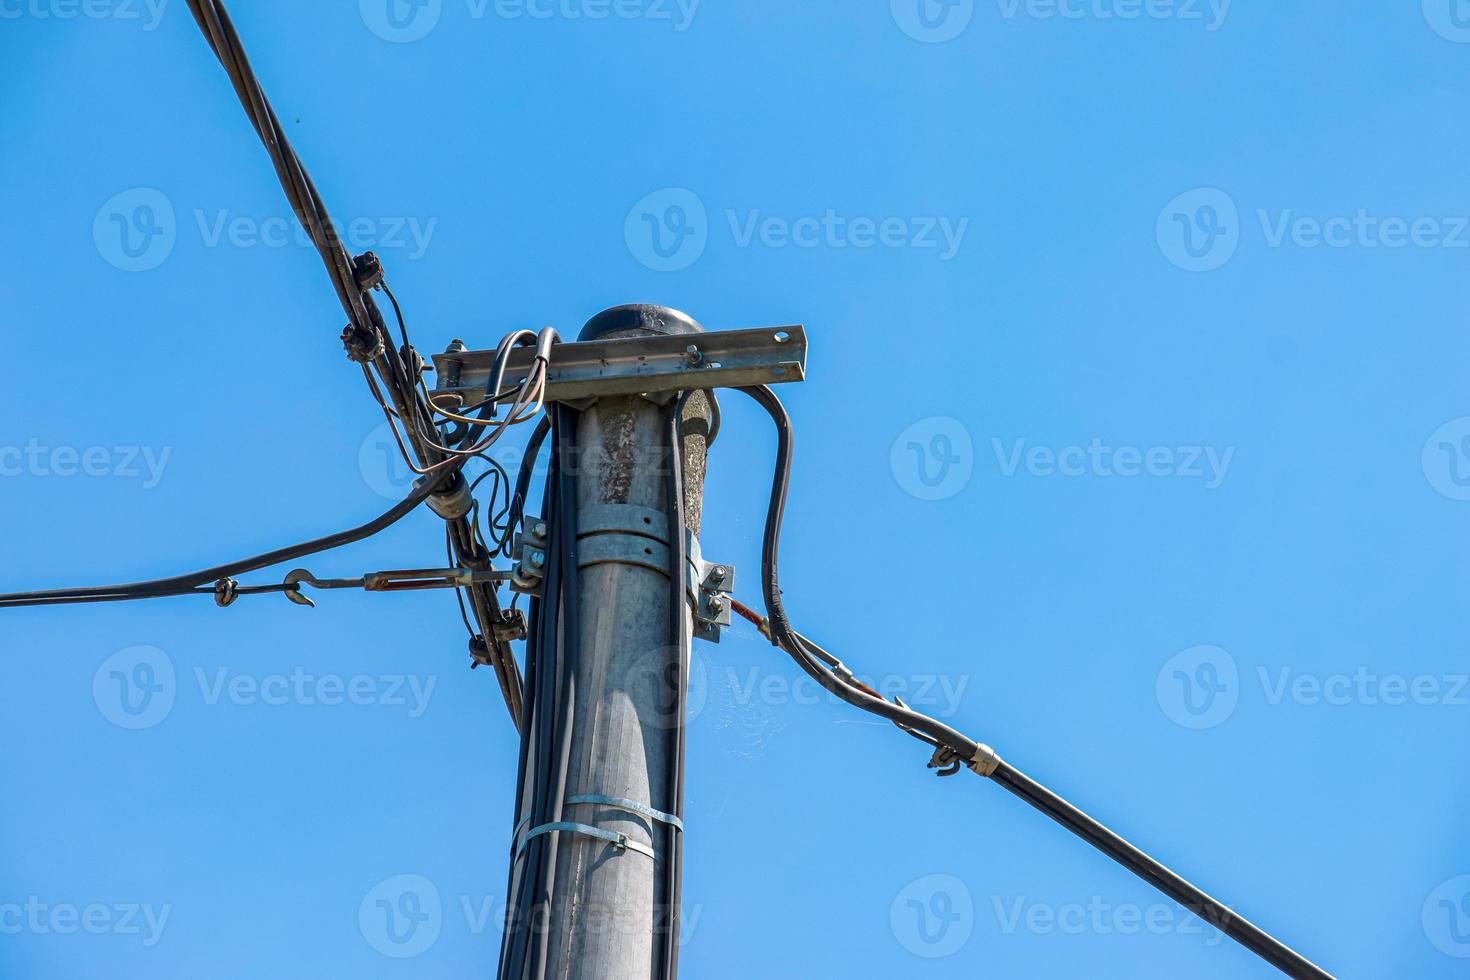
(430, 325), (807, 408)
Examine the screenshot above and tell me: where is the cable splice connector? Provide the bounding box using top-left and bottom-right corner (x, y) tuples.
(352, 251), (384, 292)
(342, 322), (384, 363)
(420, 471), (474, 521)
(343, 301), (388, 364)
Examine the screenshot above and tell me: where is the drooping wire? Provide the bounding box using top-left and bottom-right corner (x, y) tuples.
(0, 461), (470, 609)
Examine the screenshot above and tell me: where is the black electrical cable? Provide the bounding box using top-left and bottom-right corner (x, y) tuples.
(183, 0), (375, 345)
(662, 396), (691, 979)
(0, 463), (467, 609)
(989, 763), (1331, 979)
(504, 415), (553, 552)
(499, 404), (581, 980)
(733, 385), (1335, 980)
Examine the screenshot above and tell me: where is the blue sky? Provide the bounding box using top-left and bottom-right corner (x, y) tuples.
(3, 2), (1470, 977)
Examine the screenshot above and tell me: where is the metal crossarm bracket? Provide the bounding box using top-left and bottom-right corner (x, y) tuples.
(509, 505), (734, 642)
(430, 325), (807, 408)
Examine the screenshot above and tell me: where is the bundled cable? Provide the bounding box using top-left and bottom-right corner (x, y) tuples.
(183, 0), (382, 358)
(498, 403), (582, 980)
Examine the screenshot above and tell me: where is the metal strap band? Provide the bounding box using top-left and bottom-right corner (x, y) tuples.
(565, 794), (684, 832)
(514, 822), (659, 863)
(510, 795), (681, 848)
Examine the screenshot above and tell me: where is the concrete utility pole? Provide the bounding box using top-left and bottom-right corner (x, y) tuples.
(538, 305), (711, 980)
(435, 306), (803, 980)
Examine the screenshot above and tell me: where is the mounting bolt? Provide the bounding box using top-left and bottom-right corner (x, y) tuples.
(710, 566), (727, 584)
(684, 345), (703, 367)
(707, 595), (726, 616)
(532, 522), (549, 539)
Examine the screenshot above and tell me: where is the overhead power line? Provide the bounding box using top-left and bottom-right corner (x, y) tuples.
(2, 5), (1341, 979)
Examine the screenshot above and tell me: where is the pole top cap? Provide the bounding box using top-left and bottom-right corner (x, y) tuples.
(579, 304), (705, 342)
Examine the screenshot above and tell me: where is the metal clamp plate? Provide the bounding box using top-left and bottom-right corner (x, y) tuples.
(510, 505), (734, 642)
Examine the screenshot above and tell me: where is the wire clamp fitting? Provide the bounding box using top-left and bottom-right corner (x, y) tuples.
(352, 251), (384, 292)
(969, 743), (1002, 778)
(509, 517), (550, 596)
(341, 322), (383, 363)
(213, 578), (240, 608)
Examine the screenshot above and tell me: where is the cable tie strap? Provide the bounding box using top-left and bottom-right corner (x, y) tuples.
(515, 822), (659, 863)
(969, 743), (1002, 778)
(564, 794), (684, 832)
